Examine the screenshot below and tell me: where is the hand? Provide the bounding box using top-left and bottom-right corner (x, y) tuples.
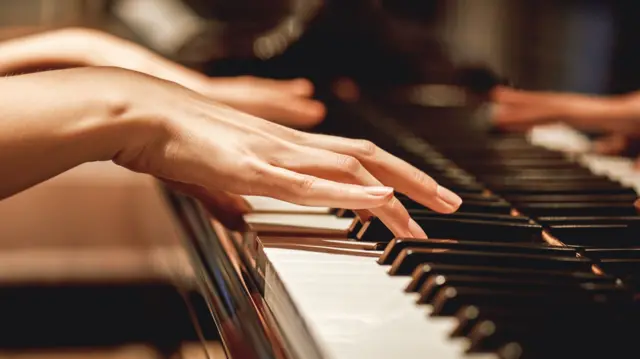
(0, 27), (325, 128)
(79, 29), (326, 128)
(490, 86), (640, 136)
(107, 68), (462, 238)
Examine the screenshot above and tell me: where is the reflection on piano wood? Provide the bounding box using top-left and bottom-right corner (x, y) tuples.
(0, 162), (225, 359)
(166, 97), (640, 359)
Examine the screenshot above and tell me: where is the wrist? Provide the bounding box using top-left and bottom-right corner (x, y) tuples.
(92, 68), (175, 164)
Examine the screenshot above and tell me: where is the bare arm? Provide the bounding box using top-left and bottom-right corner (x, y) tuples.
(0, 67), (151, 199)
(0, 27), (324, 127)
(0, 66), (462, 238)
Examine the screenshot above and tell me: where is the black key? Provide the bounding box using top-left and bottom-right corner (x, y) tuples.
(404, 263), (611, 293)
(378, 238), (577, 265)
(459, 159), (578, 169)
(389, 249), (592, 276)
(452, 304), (605, 339)
(406, 211), (530, 223)
(548, 224), (639, 247)
(538, 216), (640, 225)
(582, 248), (640, 259)
(598, 259), (640, 278)
(358, 217), (543, 242)
(430, 287), (619, 316)
(418, 274), (620, 305)
(498, 185), (636, 195)
(507, 194), (639, 204)
(519, 202), (638, 217)
(400, 197), (513, 214)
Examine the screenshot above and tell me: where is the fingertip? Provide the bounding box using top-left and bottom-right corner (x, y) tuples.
(289, 100), (326, 128)
(288, 78), (314, 96)
(435, 185), (463, 213)
(408, 218), (427, 238)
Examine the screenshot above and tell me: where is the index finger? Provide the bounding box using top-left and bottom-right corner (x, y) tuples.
(299, 134), (463, 213)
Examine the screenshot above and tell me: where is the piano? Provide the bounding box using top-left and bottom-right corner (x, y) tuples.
(2, 1), (634, 358)
(154, 2), (640, 358)
(132, 1), (640, 358)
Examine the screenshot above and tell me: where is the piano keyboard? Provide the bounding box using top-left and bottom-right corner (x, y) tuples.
(168, 100), (640, 359)
(242, 113), (640, 359)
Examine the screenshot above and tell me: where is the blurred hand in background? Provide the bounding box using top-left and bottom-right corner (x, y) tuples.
(0, 27), (325, 128)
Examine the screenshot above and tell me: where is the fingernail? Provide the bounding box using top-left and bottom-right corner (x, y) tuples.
(408, 218), (427, 238)
(437, 185), (462, 209)
(365, 186), (394, 197)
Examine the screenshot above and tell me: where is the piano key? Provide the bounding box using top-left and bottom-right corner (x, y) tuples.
(505, 193), (639, 203)
(496, 185), (636, 195)
(537, 216), (640, 225)
(404, 263), (611, 293)
(245, 213), (357, 237)
(399, 197), (512, 214)
(430, 286), (624, 317)
(518, 202), (638, 217)
(262, 248), (496, 359)
(597, 259), (640, 278)
(451, 305), (588, 339)
(547, 224), (640, 247)
(358, 217), (543, 243)
(406, 211), (530, 223)
(581, 247), (640, 259)
(242, 195), (331, 214)
(417, 274), (619, 305)
(378, 238), (577, 265)
(388, 249), (592, 276)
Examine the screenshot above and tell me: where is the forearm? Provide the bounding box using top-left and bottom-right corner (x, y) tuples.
(0, 67), (137, 199)
(0, 28), (100, 74)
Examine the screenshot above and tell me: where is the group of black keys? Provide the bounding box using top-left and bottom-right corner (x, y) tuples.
(324, 95), (640, 359)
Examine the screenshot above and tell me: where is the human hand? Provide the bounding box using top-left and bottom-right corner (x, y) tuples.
(0, 27), (324, 128)
(490, 86), (640, 136)
(79, 29), (326, 128)
(107, 68), (462, 238)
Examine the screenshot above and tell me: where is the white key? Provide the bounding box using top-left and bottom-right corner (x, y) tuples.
(264, 248), (497, 359)
(245, 213), (356, 236)
(243, 195), (331, 214)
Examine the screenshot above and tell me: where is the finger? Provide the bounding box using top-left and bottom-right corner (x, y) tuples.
(295, 134), (462, 214)
(238, 76), (315, 97)
(279, 78), (315, 97)
(271, 146), (426, 237)
(492, 86), (580, 106)
(592, 135), (628, 155)
(492, 104), (564, 130)
(163, 179), (251, 231)
(257, 98), (326, 128)
(242, 163), (395, 209)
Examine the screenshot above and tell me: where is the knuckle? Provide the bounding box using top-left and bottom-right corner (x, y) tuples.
(241, 160), (268, 195)
(412, 169), (436, 191)
(336, 155), (362, 174)
(386, 196), (400, 210)
(299, 176), (316, 192)
(353, 139), (377, 157)
(413, 170), (427, 184)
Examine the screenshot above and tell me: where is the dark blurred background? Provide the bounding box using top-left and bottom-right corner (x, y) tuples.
(3, 0), (639, 95)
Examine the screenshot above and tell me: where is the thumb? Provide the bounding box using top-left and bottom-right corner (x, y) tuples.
(163, 180), (252, 231)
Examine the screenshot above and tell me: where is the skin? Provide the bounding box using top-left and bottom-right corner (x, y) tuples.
(0, 67), (463, 238)
(491, 86), (640, 167)
(491, 85), (640, 136)
(0, 27), (325, 128)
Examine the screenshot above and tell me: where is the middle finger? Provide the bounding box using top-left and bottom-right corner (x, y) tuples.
(268, 145), (427, 238)
(295, 133), (463, 214)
